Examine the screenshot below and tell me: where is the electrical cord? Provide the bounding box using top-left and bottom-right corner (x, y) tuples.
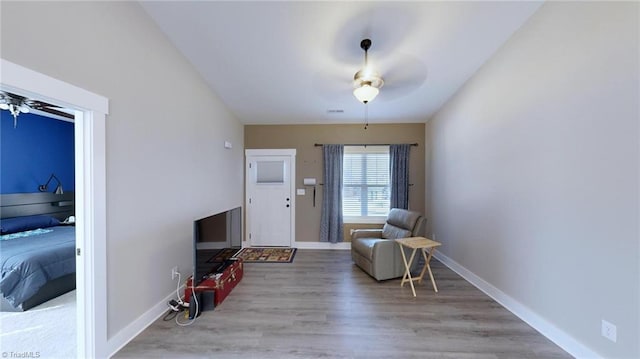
(163, 309), (180, 321)
(175, 272), (199, 326)
(164, 272), (188, 321)
(175, 272), (183, 305)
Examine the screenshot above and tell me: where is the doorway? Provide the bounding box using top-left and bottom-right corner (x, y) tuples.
(245, 149), (296, 247)
(1, 59), (109, 358)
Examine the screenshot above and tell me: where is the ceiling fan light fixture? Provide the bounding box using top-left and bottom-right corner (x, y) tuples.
(353, 83), (379, 104)
(352, 39), (384, 104)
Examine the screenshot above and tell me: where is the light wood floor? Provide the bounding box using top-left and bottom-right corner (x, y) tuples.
(115, 250), (571, 359)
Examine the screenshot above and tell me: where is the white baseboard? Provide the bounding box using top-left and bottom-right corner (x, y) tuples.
(433, 252), (600, 359)
(107, 284), (185, 357)
(294, 242), (351, 250)
(241, 241), (351, 250)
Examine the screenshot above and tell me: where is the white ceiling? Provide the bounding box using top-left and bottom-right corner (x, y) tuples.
(140, 1), (542, 125)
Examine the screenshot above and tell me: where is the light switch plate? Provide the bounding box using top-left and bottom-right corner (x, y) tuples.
(296, 189), (306, 195)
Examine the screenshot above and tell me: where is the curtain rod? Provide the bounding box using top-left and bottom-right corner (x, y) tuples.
(314, 143), (418, 147)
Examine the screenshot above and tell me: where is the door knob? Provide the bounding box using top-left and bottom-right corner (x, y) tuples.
(286, 204), (290, 208)
(286, 198), (290, 201)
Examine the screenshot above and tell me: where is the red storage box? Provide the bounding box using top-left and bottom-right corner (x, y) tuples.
(184, 258), (243, 307)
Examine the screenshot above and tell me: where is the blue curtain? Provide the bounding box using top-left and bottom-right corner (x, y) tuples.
(320, 144), (344, 243)
(390, 144), (410, 210)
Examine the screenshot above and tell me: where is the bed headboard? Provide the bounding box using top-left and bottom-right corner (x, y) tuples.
(0, 192), (75, 221)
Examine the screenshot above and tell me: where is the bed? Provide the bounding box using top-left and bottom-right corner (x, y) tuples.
(0, 192), (76, 311)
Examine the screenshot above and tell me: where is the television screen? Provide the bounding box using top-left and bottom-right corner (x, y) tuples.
(193, 207), (241, 286)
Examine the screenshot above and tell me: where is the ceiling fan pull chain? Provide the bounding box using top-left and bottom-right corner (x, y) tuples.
(10, 104), (19, 128)
(364, 103), (369, 130)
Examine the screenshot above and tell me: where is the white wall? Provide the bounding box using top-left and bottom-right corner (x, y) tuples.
(0, 1), (244, 342)
(427, 2), (638, 358)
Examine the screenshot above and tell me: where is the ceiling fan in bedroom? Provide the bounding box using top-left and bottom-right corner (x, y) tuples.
(0, 90), (74, 128)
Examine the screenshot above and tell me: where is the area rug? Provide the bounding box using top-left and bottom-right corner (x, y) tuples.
(234, 247), (297, 263)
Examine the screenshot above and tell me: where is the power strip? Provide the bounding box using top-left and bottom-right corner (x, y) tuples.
(168, 299), (189, 312)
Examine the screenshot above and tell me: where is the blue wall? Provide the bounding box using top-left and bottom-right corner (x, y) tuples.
(1, 111), (75, 194)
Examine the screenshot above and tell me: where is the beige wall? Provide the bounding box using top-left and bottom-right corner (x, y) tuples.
(426, 2), (638, 358)
(245, 123), (425, 242)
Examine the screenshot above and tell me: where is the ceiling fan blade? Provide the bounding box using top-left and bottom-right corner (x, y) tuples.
(0, 90), (73, 119)
(312, 68), (353, 102)
(377, 54), (428, 101)
(25, 98), (61, 109)
(0, 91), (27, 102)
(38, 106), (75, 120)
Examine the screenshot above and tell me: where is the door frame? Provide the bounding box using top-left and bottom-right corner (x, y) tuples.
(1, 59), (109, 358)
(245, 149), (296, 248)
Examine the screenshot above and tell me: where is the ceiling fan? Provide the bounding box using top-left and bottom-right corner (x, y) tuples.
(312, 37), (427, 104)
(0, 90), (74, 128)
(352, 39), (384, 104)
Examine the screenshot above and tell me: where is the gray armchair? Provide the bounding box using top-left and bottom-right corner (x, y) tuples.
(351, 208), (426, 281)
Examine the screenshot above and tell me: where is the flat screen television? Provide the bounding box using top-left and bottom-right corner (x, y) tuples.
(193, 206), (241, 286)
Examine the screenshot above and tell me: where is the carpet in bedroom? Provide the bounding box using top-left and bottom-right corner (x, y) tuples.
(0, 290), (76, 358)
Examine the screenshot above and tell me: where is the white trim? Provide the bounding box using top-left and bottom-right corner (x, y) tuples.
(240, 240), (352, 250)
(433, 251), (601, 359)
(294, 242), (351, 250)
(1, 60), (108, 113)
(343, 216), (387, 224)
(107, 285), (185, 357)
(1, 58), (109, 359)
(289, 154), (296, 247)
(245, 148), (296, 156)
(245, 149), (296, 248)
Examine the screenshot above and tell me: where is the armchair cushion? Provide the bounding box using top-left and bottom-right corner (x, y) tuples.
(381, 225), (412, 240)
(351, 229), (383, 240)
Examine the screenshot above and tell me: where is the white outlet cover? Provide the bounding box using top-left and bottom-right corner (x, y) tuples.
(601, 319), (617, 342)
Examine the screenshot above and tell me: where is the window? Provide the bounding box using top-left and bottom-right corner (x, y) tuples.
(256, 160), (284, 183)
(342, 146), (390, 222)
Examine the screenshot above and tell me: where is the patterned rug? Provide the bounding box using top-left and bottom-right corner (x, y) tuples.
(234, 247), (297, 263)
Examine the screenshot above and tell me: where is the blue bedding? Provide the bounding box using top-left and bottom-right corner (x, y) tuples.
(0, 226), (75, 308)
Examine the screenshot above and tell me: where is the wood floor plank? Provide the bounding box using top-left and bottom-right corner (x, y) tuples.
(114, 249), (571, 359)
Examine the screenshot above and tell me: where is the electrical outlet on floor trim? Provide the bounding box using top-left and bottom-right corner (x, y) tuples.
(601, 319), (617, 342)
(171, 266), (179, 280)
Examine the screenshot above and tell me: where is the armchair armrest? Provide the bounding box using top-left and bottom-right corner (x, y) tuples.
(351, 229), (383, 240)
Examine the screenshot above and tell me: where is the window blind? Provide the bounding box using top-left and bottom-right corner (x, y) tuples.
(343, 146), (390, 217)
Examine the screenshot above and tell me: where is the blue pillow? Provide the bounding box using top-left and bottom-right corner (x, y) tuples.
(0, 215), (60, 235)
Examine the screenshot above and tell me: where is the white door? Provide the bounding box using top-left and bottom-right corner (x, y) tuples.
(246, 149), (295, 247)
